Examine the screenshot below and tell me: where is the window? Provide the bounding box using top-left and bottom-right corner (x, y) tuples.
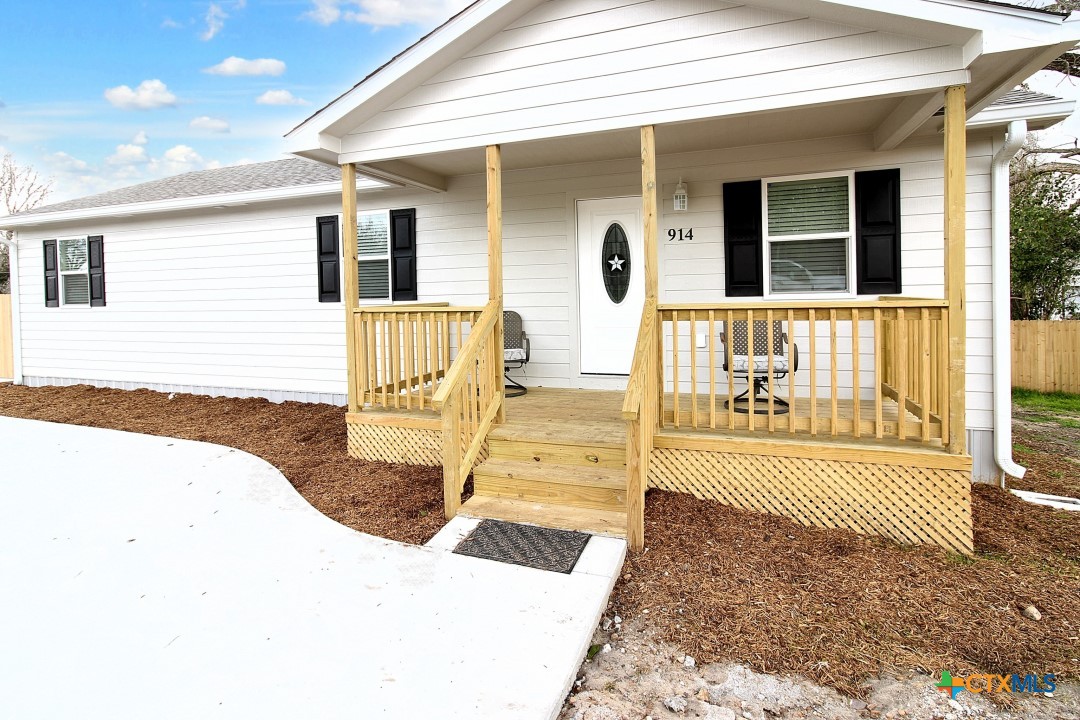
(59, 237), (90, 305)
(358, 210), (391, 301)
(762, 173), (855, 296)
(44, 236), (105, 308)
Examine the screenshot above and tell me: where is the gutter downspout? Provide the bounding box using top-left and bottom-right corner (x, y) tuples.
(0, 232), (22, 385)
(991, 120), (1027, 484)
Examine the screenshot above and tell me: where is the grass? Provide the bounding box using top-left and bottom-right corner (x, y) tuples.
(1012, 388), (1080, 414)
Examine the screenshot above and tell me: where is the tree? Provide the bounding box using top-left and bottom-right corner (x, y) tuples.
(1010, 145), (1080, 318)
(0, 153), (52, 293)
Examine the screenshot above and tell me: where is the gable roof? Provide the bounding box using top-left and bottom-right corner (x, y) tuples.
(22, 158), (341, 217)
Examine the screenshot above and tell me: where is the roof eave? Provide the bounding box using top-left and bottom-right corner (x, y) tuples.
(0, 177), (391, 231)
(968, 97), (1078, 129)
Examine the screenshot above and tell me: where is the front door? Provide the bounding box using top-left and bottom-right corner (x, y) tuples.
(577, 197), (644, 375)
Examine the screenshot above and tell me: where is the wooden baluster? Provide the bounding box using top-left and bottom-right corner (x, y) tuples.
(401, 313), (408, 408)
(747, 309), (755, 432)
(417, 314), (426, 409)
(672, 315), (680, 429)
(921, 308), (932, 442)
(456, 311), (463, 363)
(391, 314), (402, 409)
(726, 310), (735, 430)
(367, 314), (377, 407)
(939, 309), (950, 443)
(708, 310), (716, 430)
(690, 310), (698, 429)
(766, 310), (775, 432)
(809, 310), (817, 436)
(381, 313), (389, 408)
(874, 309), (884, 439)
(851, 308), (861, 439)
(787, 309), (796, 435)
(897, 308), (908, 441)
(657, 311), (666, 430)
(829, 310), (838, 436)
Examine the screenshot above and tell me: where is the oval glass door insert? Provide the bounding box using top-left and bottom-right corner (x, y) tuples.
(601, 222), (631, 304)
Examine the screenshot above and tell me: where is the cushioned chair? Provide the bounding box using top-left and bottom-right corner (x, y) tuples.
(721, 319), (799, 415)
(503, 310), (530, 398)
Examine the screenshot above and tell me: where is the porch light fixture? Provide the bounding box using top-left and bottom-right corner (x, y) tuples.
(674, 178), (689, 212)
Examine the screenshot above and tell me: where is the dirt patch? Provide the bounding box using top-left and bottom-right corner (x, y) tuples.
(0, 384), (456, 545)
(1011, 399), (1080, 499)
(563, 616), (1079, 720)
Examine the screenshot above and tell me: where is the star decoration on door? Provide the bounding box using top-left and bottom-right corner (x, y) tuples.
(608, 254), (625, 272)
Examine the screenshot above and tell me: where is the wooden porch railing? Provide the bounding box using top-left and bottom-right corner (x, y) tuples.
(622, 298), (658, 552)
(657, 299), (950, 444)
(354, 304), (486, 411)
(431, 300), (504, 518)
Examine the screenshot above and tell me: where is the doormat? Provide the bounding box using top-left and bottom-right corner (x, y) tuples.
(453, 519), (591, 574)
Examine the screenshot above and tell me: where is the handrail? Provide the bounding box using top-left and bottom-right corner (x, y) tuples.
(659, 298), (948, 311)
(623, 298), (658, 420)
(431, 299), (500, 410)
(353, 302), (482, 314)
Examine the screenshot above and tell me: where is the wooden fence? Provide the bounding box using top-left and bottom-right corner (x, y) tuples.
(1012, 320), (1080, 394)
(0, 295), (12, 380)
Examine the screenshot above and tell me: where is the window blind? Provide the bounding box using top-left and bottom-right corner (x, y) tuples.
(358, 214), (389, 256)
(63, 275), (91, 305)
(59, 238), (88, 272)
(770, 238), (848, 293)
(358, 260), (390, 299)
(767, 176), (849, 236)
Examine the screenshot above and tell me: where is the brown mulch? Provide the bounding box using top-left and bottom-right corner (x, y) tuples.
(1, 383), (1077, 697)
(0, 384), (451, 545)
(613, 487), (1080, 697)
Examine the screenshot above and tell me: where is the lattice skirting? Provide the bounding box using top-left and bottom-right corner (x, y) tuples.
(347, 422), (442, 466)
(648, 448), (974, 554)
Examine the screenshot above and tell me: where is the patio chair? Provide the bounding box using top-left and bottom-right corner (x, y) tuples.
(503, 310), (530, 398)
(721, 319), (799, 415)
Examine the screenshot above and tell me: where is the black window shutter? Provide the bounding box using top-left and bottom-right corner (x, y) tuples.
(316, 215), (341, 303)
(723, 180), (763, 297)
(43, 240), (59, 307)
(855, 169), (902, 295)
(88, 235), (106, 307)
(390, 208), (417, 302)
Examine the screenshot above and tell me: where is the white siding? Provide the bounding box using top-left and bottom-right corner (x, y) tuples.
(341, 0), (965, 161)
(16, 131), (997, 433)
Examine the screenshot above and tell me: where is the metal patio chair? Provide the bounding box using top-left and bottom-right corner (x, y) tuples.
(721, 319), (799, 415)
(503, 310), (530, 398)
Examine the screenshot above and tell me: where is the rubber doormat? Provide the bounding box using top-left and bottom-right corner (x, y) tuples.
(453, 519), (591, 574)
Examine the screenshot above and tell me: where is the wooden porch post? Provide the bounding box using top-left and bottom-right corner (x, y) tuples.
(642, 126), (659, 302)
(944, 85), (967, 455)
(487, 145), (506, 422)
(342, 163), (360, 413)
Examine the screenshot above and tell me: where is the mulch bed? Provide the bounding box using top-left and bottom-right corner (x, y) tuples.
(0, 384), (452, 545)
(1, 383), (1077, 697)
(1011, 411), (1080, 499)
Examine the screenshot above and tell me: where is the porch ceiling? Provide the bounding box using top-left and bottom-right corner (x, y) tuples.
(379, 96), (900, 178)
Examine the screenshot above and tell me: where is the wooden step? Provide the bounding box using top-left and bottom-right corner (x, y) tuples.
(488, 420), (626, 448)
(473, 458), (626, 511)
(459, 495), (627, 538)
(488, 436), (626, 469)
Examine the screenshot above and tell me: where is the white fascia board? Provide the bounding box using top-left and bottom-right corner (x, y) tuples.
(339, 69), (972, 165)
(0, 178), (391, 231)
(968, 98), (1077, 129)
(285, 0), (543, 153)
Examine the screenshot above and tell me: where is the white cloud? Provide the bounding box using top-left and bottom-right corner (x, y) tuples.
(161, 17), (183, 29)
(201, 0), (245, 41)
(106, 143), (150, 165)
(104, 80), (178, 110)
(162, 144), (221, 174)
(47, 151), (89, 172)
(189, 116), (231, 133)
(203, 56), (286, 76)
(256, 89), (309, 106)
(132, 130), (149, 146)
(305, 0), (470, 27)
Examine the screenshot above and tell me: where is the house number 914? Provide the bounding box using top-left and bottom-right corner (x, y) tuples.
(667, 228), (694, 242)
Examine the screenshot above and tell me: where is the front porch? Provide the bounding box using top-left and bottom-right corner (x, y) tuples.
(338, 87), (976, 555)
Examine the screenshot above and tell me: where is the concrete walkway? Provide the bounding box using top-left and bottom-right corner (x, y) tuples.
(0, 417), (624, 719)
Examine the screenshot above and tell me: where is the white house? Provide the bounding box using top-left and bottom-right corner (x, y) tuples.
(4, 0), (1079, 553)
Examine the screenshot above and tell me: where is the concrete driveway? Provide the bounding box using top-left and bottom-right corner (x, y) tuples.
(0, 417), (624, 719)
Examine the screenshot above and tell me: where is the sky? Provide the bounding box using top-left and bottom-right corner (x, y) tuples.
(2, 0), (1080, 206)
(0, 0), (473, 203)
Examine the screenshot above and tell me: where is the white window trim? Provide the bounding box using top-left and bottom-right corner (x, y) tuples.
(760, 170), (857, 300)
(356, 208), (394, 306)
(57, 235), (91, 307)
